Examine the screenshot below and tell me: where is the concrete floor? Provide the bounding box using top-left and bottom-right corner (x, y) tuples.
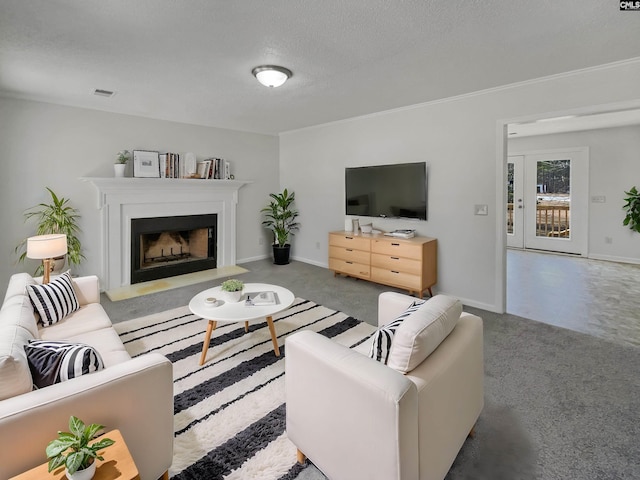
(507, 249), (640, 347)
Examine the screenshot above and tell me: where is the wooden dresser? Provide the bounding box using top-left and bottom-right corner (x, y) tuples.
(328, 231), (437, 298)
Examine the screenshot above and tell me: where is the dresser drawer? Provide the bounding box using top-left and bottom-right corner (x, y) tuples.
(371, 253), (422, 275)
(329, 246), (370, 264)
(371, 267), (421, 290)
(371, 239), (422, 259)
(329, 233), (370, 251)
(329, 258), (371, 279)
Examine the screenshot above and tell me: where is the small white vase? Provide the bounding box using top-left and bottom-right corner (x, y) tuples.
(66, 461), (96, 480)
(221, 290), (243, 303)
(114, 163), (126, 177)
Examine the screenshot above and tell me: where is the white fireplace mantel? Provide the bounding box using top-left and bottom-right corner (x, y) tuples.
(81, 177), (251, 291)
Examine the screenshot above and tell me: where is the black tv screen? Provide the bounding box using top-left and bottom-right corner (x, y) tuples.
(345, 162), (427, 220)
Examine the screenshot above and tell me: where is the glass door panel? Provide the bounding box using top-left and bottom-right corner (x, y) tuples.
(535, 159), (571, 238)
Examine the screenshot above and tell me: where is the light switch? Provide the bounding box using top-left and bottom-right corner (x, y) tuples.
(591, 195), (606, 203)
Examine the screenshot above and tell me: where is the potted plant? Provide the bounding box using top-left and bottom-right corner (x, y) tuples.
(261, 188), (300, 265)
(220, 278), (244, 302)
(15, 187), (84, 275)
(114, 150), (130, 177)
(46, 416), (115, 480)
(623, 186), (640, 233)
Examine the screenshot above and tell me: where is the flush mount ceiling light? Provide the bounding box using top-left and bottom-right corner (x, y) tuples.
(251, 65), (292, 88)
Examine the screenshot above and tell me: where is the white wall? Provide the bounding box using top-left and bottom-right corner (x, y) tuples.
(280, 59), (640, 311)
(509, 125), (640, 264)
(0, 98), (278, 295)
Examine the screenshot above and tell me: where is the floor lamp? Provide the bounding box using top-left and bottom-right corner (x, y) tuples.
(26, 234), (68, 284)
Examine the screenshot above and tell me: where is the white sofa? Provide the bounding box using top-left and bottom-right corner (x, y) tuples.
(286, 292), (484, 480)
(0, 273), (173, 480)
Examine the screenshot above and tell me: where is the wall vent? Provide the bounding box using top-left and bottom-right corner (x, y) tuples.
(94, 88), (115, 97)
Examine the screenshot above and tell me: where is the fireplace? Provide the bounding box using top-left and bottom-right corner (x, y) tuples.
(131, 214), (217, 284)
(83, 177), (247, 291)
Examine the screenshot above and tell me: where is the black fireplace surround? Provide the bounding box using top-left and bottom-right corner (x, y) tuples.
(131, 214), (217, 284)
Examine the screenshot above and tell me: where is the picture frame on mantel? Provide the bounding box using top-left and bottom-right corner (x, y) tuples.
(133, 150), (160, 178)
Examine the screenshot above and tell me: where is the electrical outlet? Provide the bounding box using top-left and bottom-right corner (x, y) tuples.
(591, 195), (606, 203)
(474, 204), (488, 216)
(315, 241), (320, 249)
(605, 237), (613, 244)
(259, 237), (264, 246)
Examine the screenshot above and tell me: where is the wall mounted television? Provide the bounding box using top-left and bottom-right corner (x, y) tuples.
(345, 162), (427, 220)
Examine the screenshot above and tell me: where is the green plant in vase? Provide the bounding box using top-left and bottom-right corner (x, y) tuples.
(261, 188), (300, 265)
(15, 187), (84, 275)
(220, 278), (244, 303)
(46, 416), (114, 477)
(623, 186), (640, 233)
(115, 150), (130, 164)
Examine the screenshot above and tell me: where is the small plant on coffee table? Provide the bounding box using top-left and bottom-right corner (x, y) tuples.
(46, 416), (115, 475)
(221, 279), (244, 292)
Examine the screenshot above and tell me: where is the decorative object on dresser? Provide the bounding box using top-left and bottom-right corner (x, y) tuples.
(15, 187), (84, 277)
(328, 231), (437, 298)
(261, 188), (300, 265)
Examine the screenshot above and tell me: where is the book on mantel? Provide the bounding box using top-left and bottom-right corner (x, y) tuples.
(246, 291), (277, 306)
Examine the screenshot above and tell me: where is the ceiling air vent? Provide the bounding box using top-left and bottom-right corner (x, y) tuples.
(94, 88), (115, 97)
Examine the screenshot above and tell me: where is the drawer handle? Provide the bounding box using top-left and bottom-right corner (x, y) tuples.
(391, 256), (400, 260)
(346, 248), (353, 252)
(391, 243), (400, 246)
(346, 236), (354, 240)
(346, 261), (353, 264)
(391, 270), (400, 274)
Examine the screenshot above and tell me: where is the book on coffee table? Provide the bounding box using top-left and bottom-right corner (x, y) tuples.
(246, 291), (277, 306)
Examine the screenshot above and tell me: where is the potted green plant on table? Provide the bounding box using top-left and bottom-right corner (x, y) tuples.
(114, 150), (130, 177)
(220, 278), (244, 303)
(46, 416), (115, 480)
(261, 188), (300, 265)
(623, 186), (640, 233)
(15, 187), (84, 276)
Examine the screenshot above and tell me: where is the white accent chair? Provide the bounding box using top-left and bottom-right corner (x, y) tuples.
(286, 292), (484, 480)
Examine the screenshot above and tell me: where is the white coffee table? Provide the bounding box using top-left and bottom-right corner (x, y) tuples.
(189, 283), (295, 365)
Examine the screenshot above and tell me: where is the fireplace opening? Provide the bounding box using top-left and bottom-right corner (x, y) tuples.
(131, 214), (217, 284)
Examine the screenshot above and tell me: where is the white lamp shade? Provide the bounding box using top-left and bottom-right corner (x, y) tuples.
(252, 65), (292, 88)
(26, 234), (68, 259)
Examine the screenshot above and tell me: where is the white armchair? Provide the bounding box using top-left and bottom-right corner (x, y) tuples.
(285, 292), (484, 480)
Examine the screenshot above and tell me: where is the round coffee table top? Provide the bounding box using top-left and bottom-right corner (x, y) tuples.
(188, 283), (295, 322)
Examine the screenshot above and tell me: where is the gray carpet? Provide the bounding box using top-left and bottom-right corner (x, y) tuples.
(102, 259), (640, 480)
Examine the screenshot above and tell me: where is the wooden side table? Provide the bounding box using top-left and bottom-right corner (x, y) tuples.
(9, 429), (140, 480)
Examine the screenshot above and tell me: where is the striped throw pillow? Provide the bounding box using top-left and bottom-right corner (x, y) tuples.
(369, 300), (426, 364)
(26, 271), (80, 327)
(24, 340), (104, 388)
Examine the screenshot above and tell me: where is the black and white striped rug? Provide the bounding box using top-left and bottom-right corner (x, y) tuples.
(114, 298), (376, 480)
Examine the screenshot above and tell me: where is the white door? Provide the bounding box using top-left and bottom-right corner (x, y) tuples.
(507, 148), (588, 256)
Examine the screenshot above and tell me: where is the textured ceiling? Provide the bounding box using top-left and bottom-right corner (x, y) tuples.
(1, 0), (639, 135)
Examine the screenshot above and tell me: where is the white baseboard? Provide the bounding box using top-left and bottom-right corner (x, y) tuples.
(290, 255), (328, 268)
(588, 253), (640, 265)
(237, 254), (269, 264)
